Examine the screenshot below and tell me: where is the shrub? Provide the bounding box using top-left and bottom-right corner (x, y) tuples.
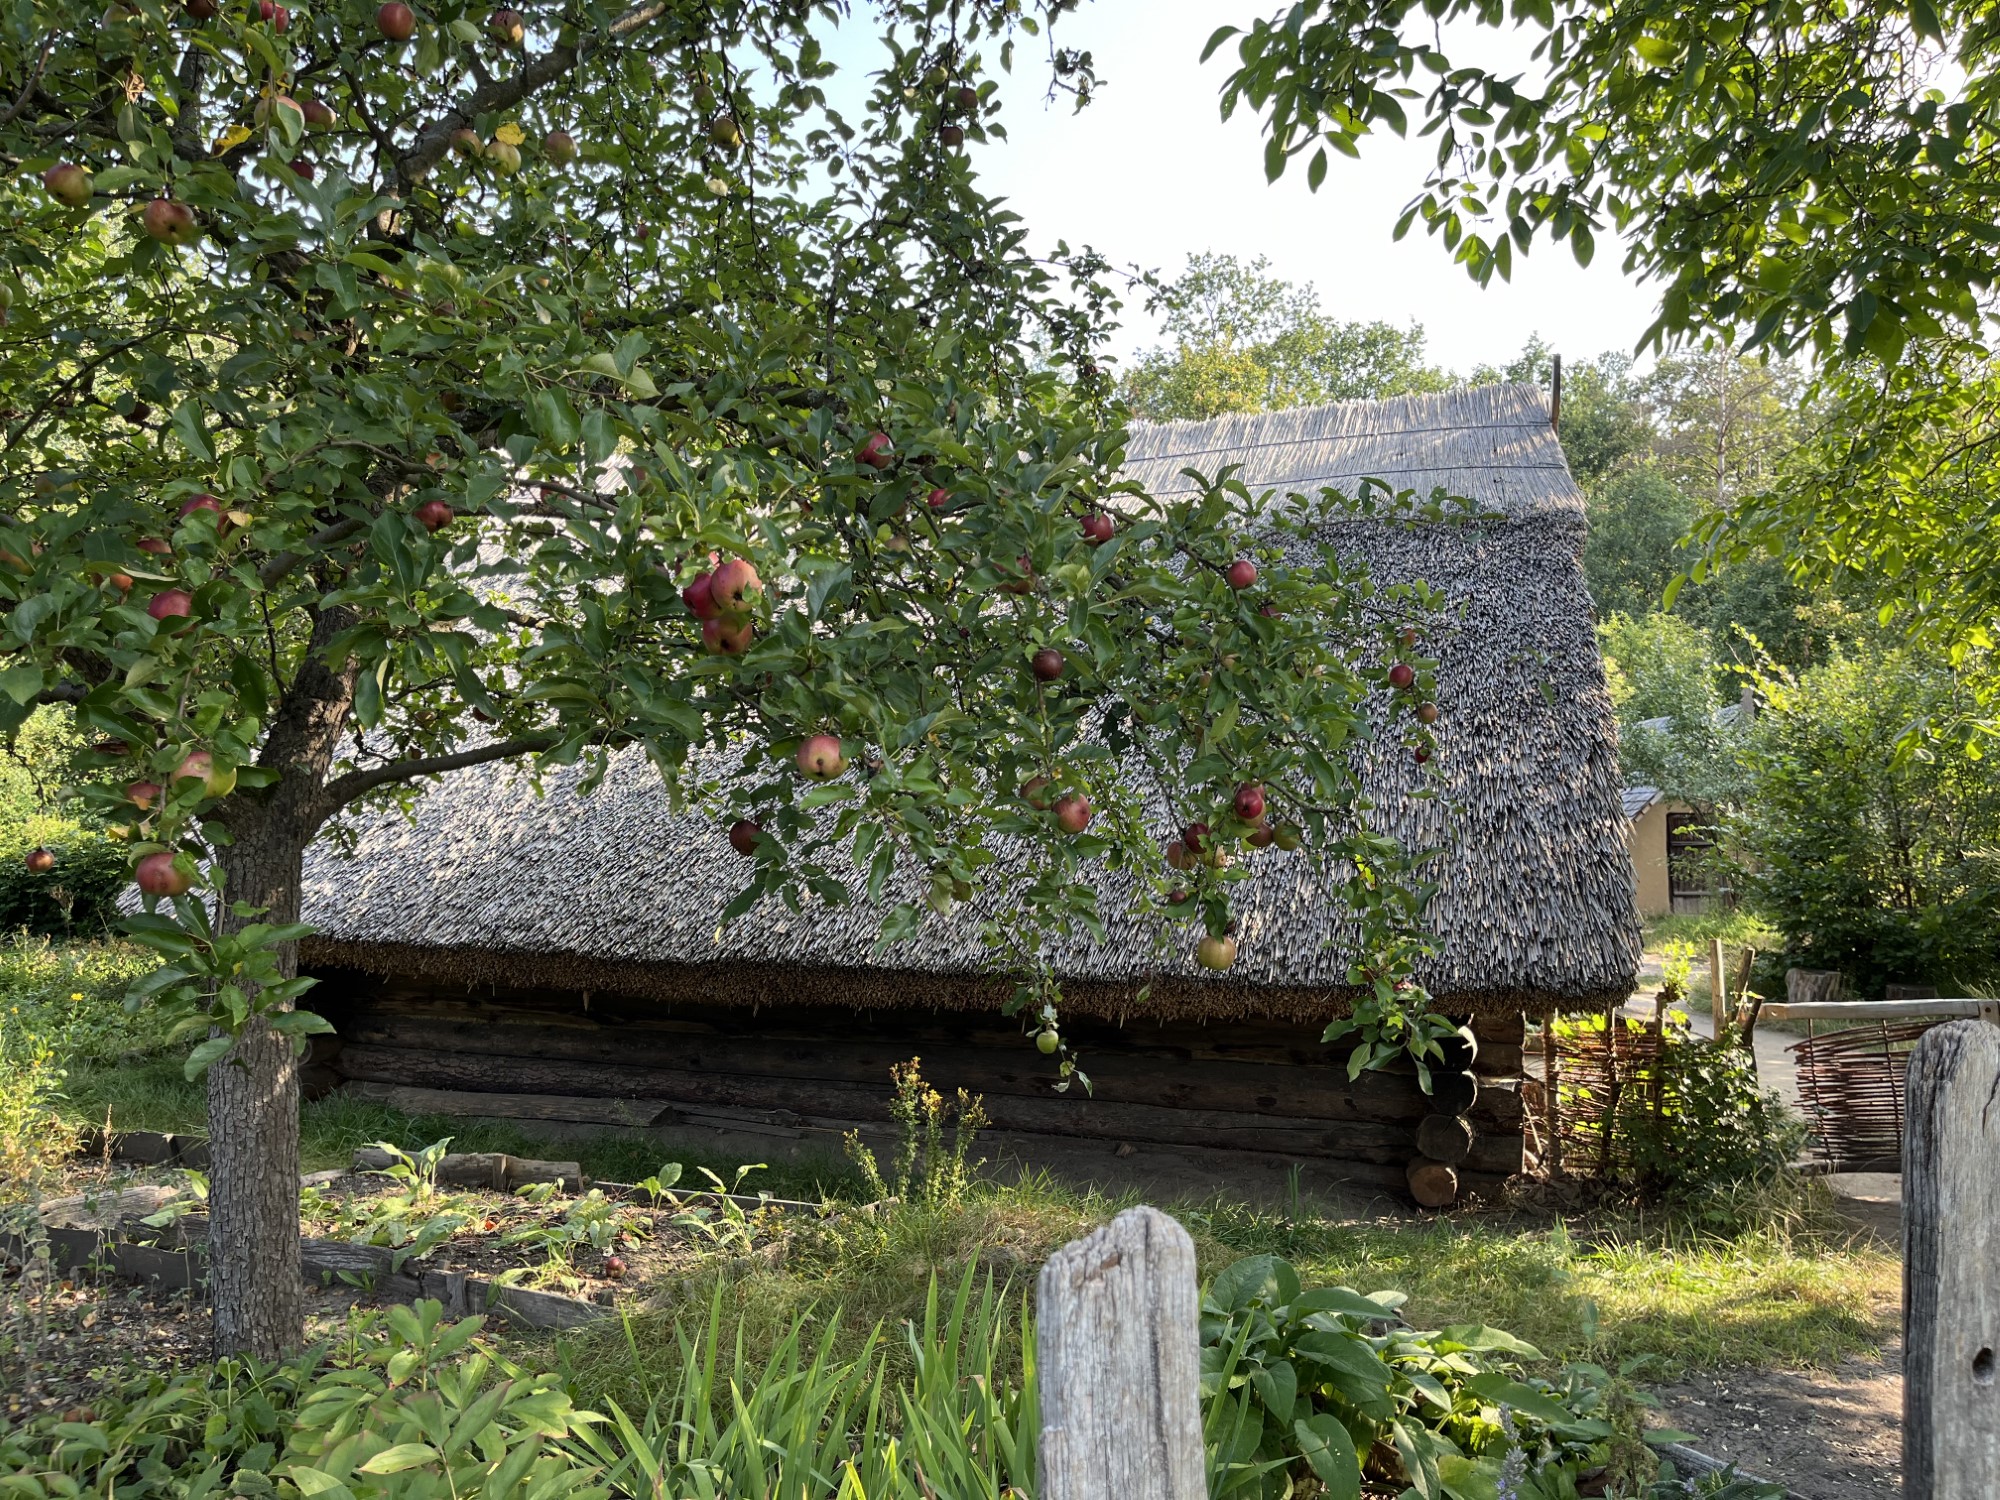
(0, 817), (128, 939)
(1729, 643), (2000, 998)
(1619, 1034), (1806, 1211)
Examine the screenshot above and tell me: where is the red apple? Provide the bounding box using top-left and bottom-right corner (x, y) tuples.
(708, 558), (761, 614)
(1181, 821), (1210, 856)
(1233, 783), (1265, 822)
(1197, 934), (1238, 971)
(1053, 793), (1091, 834)
(681, 571), (719, 619)
(488, 6), (522, 43)
(1020, 775), (1053, 810)
(728, 818), (762, 857)
(137, 536), (172, 556)
(855, 431), (893, 469)
(956, 85), (980, 113)
(126, 779), (163, 809)
(414, 500), (454, 531)
(142, 198), (199, 246)
(175, 493), (228, 531)
(797, 733), (846, 780)
(1388, 662), (1416, 690)
(926, 487), (951, 509)
(1080, 511), (1114, 545)
(186, 0), (218, 16)
(24, 848), (55, 875)
(174, 750), (236, 799)
(544, 130), (578, 164)
(1414, 745), (1432, 765)
(1247, 822), (1275, 849)
(43, 163), (93, 208)
(602, 1254), (626, 1278)
(1031, 647), (1065, 682)
(147, 589), (193, 621)
(301, 97), (337, 129)
(1165, 839), (1189, 871)
(701, 616), (752, 655)
(1400, 627), (1420, 649)
(291, 157), (317, 183)
(106, 571), (134, 593)
(939, 123), (964, 147)
(1226, 558), (1258, 590)
(998, 555), (1034, 595)
(376, 0), (415, 38)
(135, 852), (193, 897)
(1166, 887), (1190, 906)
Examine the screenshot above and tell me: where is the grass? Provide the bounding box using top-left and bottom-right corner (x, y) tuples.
(1642, 911), (1781, 953)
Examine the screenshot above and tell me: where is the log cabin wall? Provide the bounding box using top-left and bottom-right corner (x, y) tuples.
(308, 969), (1528, 1202)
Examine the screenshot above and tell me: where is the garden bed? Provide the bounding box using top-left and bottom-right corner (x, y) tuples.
(7, 1139), (826, 1332)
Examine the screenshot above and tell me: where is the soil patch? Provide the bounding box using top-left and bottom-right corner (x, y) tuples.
(1649, 1342), (1900, 1499)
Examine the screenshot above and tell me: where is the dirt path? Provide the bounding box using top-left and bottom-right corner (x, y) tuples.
(1650, 1343), (1900, 1499)
(1647, 1179), (1902, 1499)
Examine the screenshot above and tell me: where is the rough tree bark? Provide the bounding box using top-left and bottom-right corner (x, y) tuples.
(203, 605), (357, 1359)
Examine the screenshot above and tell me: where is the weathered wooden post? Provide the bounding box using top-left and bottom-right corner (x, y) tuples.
(1905, 1020), (2000, 1497)
(1037, 1205), (1205, 1500)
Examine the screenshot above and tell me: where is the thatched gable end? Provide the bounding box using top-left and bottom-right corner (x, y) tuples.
(298, 384), (1641, 1022)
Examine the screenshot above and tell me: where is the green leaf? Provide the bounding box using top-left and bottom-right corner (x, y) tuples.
(1199, 24), (1241, 62)
(1293, 1415), (1361, 1498)
(183, 1035), (234, 1080)
(1461, 1372), (1578, 1428)
(356, 1444), (440, 1475)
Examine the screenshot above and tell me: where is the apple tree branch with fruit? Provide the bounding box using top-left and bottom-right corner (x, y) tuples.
(2, 0), (1450, 1356)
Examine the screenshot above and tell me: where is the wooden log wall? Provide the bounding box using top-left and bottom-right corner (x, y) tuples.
(309, 971), (1528, 1201)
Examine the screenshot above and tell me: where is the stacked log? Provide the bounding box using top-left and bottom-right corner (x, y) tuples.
(1403, 1022), (1492, 1208)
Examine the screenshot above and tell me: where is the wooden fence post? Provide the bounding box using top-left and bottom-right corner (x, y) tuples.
(1037, 1205), (1205, 1500)
(1905, 1020), (2000, 1497)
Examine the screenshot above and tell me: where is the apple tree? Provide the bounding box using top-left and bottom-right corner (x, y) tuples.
(1, 0), (1447, 1357)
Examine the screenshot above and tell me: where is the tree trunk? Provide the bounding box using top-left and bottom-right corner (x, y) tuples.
(205, 833), (309, 1360)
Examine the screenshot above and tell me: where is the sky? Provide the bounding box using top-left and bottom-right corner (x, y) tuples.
(829, 1), (1664, 380)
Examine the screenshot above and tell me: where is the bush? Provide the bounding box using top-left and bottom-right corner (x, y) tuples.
(0, 817), (128, 940)
(1729, 644), (2000, 997)
(1619, 1033), (1806, 1212)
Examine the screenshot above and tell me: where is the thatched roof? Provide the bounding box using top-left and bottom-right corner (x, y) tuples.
(300, 384), (1642, 1022)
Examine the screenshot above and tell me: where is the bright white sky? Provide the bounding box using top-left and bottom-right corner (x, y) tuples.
(828, 0), (1665, 379)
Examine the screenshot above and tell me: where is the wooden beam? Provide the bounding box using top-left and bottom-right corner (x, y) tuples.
(1764, 1000), (2000, 1022)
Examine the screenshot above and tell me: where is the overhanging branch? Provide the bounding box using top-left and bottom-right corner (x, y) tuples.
(395, 0), (670, 194)
(317, 731), (559, 813)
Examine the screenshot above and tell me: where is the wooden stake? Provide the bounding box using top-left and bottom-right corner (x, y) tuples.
(1542, 1024), (1562, 1178)
(1904, 1020), (2000, 1496)
(1037, 1207), (1204, 1500)
(1708, 937), (1727, 1034)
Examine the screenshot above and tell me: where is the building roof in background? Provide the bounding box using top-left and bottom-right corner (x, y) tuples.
(299, 384), (1642, 1022)
(1622, 785), (1664, 821)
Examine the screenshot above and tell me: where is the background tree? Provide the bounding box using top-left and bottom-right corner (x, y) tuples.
(1208, 0), (2000, 670)
(1119, 251), (1449, 420)
(1, 0), (1448, 1357)
(1598, 611), (1747, 814)
(1731, 644), (2000, 998)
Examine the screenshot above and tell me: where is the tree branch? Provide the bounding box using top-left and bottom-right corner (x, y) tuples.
(395, 0), (670, 194)
(0, 30), (54, 129)
(317, 731), (559, 811)
(259, 517), (369, 587)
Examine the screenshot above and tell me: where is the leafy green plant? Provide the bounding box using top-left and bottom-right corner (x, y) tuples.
(1618, 1037), (1806, 1216)
(363, 1138), (453, 1201)
(1200, 1252), (1639, 1499)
